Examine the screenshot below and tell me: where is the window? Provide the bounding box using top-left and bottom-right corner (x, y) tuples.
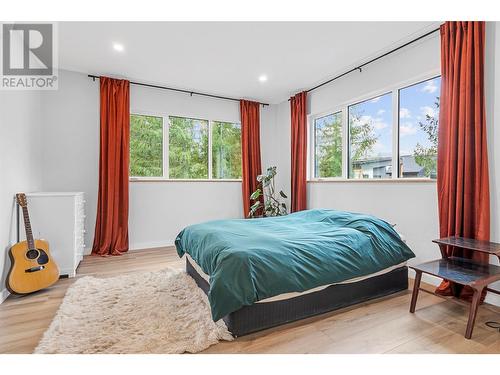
(130, 113), (242, 180)
(169, 116), (209, 179)
(313, 112), (342, 178)
(130, 114), (163, 177)
(212, 121), (242, 179)
(348, 93), (393, 179)
(398, 77), (441, 178)
(310, 75), (441, 181)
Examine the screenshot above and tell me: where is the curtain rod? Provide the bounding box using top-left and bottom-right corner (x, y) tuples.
(291, 26), (441, 99)
(87, 74), (269, 107)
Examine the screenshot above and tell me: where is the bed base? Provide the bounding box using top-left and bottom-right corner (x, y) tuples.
(186, 258), (408, 337)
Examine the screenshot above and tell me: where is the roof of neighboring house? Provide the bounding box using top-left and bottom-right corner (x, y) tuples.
(352, 156), (392, 165)
(400, 155), (425, 173)
(353, 155), (429, 174)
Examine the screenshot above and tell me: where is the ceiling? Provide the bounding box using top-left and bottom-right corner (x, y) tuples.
(58, 22), (440, 104)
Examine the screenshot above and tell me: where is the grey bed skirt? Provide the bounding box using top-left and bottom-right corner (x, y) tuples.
(186, 257), (408, 337)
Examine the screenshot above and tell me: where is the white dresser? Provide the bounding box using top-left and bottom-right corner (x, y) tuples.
(18, 192), (86, 277)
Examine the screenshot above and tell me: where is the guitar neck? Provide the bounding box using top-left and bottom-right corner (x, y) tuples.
(21, 206), (36, 249)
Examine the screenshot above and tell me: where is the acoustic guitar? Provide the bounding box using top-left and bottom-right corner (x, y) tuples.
(7, 193), (60, 294)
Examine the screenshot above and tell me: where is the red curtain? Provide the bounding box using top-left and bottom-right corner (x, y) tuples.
(436, 21), (490, 299)
(240, 100), (263, 217)
(92, 77), (130, 256)
(290, 91), (308, 212)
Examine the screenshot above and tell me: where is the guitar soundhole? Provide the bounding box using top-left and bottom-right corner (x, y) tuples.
(26, 249), (39, 259)
(37, 250), (49, 265)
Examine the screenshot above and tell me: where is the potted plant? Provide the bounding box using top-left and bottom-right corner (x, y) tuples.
(249, 166), (288, 218)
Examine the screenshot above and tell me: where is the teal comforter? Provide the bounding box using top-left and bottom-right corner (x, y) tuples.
(175, 209), (415, 321)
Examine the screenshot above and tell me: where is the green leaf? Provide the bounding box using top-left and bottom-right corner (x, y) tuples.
(249, 201), (262, 218)
(250, 201), (261, 210)
(250, 189), (261, 200)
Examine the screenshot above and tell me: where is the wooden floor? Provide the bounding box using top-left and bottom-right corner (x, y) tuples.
(1, 247), (499, 354)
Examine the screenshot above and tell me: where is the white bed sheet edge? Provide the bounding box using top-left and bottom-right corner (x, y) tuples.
(185, 254), (407, 304)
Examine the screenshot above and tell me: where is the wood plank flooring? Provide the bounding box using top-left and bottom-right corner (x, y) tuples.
(0, 247), (499, 354)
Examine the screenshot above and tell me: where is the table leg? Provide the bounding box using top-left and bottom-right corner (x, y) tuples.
(438, 244), (449, 259)
(410, 271), (422, 313)
(465, 286), (484, 339)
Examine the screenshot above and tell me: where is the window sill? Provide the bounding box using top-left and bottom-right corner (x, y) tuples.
(307, 178), (437, 183)
(130, 177), (242, 183)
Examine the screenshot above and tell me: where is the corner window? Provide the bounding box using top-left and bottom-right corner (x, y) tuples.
(348, 93), (393, 179)
(398, 77), (441, 179)
(310, 75), (441, 181)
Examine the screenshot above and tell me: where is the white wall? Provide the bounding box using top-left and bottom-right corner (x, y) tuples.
(0, 90), (43, 302)
(484, 22), (500, 303)
(261, 100), (291, 207)
(40, 70), (99, 252)
(39, 70), (275, 250)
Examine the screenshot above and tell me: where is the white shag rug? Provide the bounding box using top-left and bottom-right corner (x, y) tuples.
(34, 268), (233, 354)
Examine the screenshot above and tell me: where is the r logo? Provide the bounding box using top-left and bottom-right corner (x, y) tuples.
(2, 24), (53, 76)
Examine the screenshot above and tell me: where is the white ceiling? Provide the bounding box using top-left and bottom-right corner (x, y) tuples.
(59, 22), (440, 104)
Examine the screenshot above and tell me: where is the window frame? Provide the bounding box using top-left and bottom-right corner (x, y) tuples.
(347, 91), (393, 180)
(129, 110), (242, 182)
(309, 108), (345, 180)
(211, 120), (243, 180)
(397, 76), (441, 179)
(129, 112), (166, 179)
(308, 70), (441, 182)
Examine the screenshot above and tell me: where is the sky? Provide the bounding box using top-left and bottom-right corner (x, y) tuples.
(349, 91), (393, 159)
(348, 76), (441, 158)
(399, 77), (441, 155)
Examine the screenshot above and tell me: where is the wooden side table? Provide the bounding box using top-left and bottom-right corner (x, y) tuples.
(409, 236), (500, 339)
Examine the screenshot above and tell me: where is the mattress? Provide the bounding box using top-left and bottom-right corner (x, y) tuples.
(185, 254), (407, 303)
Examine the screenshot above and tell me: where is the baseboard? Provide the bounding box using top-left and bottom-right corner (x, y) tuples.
(409, 269), (500, 307)
(485, 291), (500, 306)
(129, 240), (174, 251)
(0, 288), (10, 304)
(81, 242), (173, 257)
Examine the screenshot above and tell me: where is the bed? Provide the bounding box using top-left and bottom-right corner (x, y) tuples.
(175, 209), (415, 337)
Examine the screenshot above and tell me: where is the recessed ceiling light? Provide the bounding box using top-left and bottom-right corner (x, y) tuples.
(258, 74), (268, 83)
(113, 43), (124, 52)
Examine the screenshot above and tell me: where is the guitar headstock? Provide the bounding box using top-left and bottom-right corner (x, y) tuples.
(16, 193), (27, 207)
